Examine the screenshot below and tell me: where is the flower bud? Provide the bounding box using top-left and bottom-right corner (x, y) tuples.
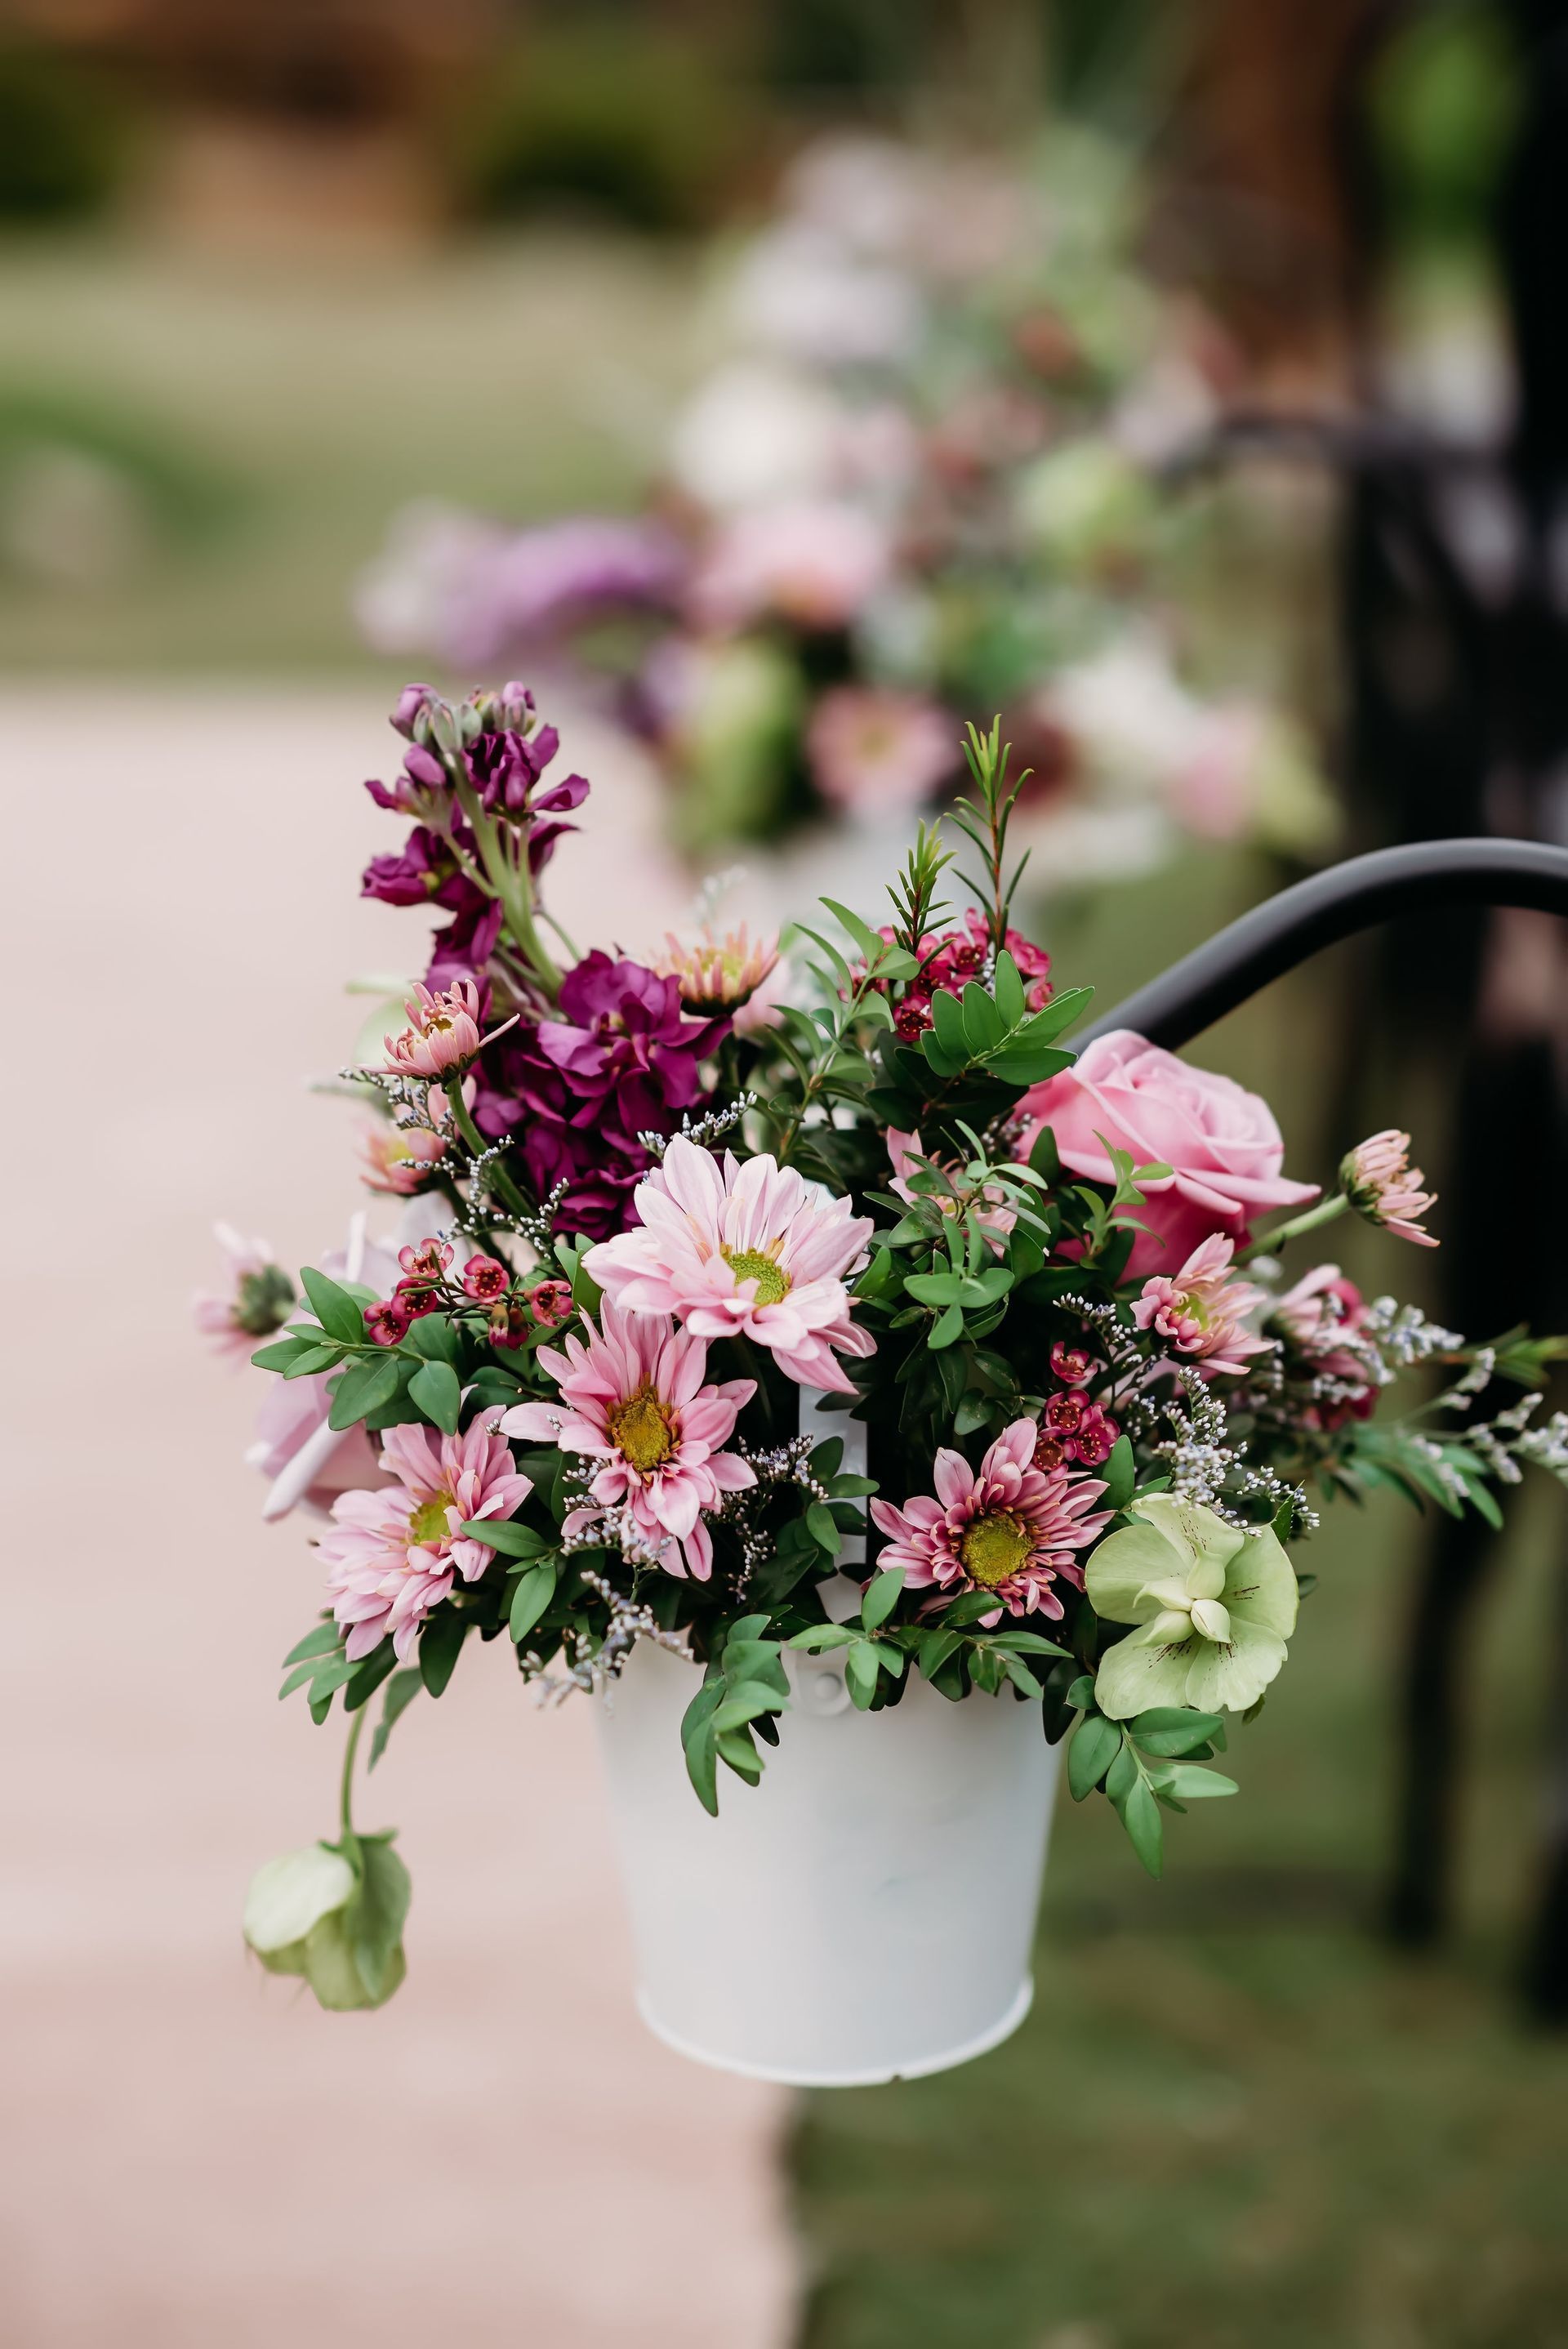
(390, 682), (439, 740)
(243, 1837), (410, 2011)
(243, 1842), (356, 1966)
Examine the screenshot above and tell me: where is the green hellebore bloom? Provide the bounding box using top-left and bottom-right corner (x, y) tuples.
(1085, 1493), (1299, 1720)
(243, 1841), (355, 1960)
(243, 1835), (410, 2012)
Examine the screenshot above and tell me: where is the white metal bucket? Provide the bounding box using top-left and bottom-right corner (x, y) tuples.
(595, 1638), (1061, 2086)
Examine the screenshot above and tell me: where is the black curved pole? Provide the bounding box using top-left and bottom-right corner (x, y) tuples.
(1080, 838), (1568, 1052)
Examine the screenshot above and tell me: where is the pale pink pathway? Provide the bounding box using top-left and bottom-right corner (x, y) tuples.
(1, 688), (796, 2347)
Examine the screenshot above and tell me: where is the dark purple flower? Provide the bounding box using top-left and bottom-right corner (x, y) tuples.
(364, 742), (450, 817)
(426, 898), (502, 995)
(361, 827), (487, 919)
(390, 683), (441, 740)
(471, 953), (728, 1239)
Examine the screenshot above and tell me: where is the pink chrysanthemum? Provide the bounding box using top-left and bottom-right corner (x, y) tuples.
(500, 1301), (755, 1580)
(192, 1223), (294, 1360)
(1340, 1130), (1439, 1246)
(383, 978), (516, 1081)
(869, 1419), (1111, 1620)
(318, 1420), (533, 1663)
(583, 1138), (875, 1394)
(359, 1118), (448, 1195)
(1133, 1232), (1271, 1376)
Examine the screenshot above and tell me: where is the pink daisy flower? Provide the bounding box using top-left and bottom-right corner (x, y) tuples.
(1133, 1232), (1271, 1376)
(869, 1419), (1112, 1620)
(317, 1420), (533, 1663)
(500, 1301), (755, 1580)
(583, 1138), (875, 1394)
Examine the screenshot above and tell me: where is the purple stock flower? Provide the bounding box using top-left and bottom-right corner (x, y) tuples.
(363, 680), (592, 990)
(364, 742), (450, 818)
(471, 953), (728, 1239)
(463, 722), (590, 871)
(361, 826), (479, 912)
(426, 898), (501, 994)
(390, 683), (440, 739)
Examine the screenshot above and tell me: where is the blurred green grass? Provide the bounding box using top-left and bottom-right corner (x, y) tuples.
(0, 230), (696, 673)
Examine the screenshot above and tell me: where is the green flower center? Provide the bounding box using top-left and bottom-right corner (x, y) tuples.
(409, 1493), (453, 1547)
(722, 1246), (791, 1306)
(960, 1509), (1031, 1589)
(234, 1264), (295, 1337)
(608, 1385), (675, 1473)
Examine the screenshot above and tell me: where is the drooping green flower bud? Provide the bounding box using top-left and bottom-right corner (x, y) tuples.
(242, 1834), (410, 2012)
(1086, 1493), (1299, 1719)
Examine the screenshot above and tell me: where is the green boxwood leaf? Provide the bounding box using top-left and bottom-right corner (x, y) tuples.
(684, 1721), (719, 1814)
(929, 1302), (964, 1349)
(960, 982), (1005, 1054)
(844, 1642), (880, 1709)
(408, 1359), (461, 1434)
(859, 1566), (905, 1632)
(1117, 1777), (1165, 1877)
(1147, 1763), (1239, 1799)
(1102, 1433), (1135, 1512)
(329, 1353), (402, 1432)
(805, 1501), (841, 1556)
(300, 1268), (367, 1348)
(466, 1518), (549, 1558)
(1130, 1707), (1225, 1756)
(929, 987), (969, 1063)
(992, 950), (1026, 1027)
(1068, 1712), (1120, 1800)
(509, 1562), (558, 1642)
(343, 1638), (398, 1713)
(407, 1314), (461, 1365)
(368, 1669), (422, 1771)
(418, 1609), (466, 1697)
(283, 1621), (341, 1668)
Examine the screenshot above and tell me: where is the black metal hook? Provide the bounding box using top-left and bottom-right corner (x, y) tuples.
(1080, 838), (1568, 1053)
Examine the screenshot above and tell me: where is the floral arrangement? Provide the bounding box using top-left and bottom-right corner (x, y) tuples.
(358, 131), (1331, 880)
(221, 679), (1568, 2012)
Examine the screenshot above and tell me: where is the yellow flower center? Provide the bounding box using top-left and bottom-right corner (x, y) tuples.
(722, 1246), (791, 1306)
(960, 1509), (1031, 1589)
(608, 1385), (675, 1474)
(409, 1493), (453, 1547)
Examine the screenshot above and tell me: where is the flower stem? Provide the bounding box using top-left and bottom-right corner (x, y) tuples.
(1238, 1192), (1348, 1262)
(339, 1704), (367, 1843)
(448, 1085), (535, 1223)
(448, 768), (563, 1002)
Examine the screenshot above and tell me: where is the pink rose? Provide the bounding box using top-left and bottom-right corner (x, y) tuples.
(1017, 1028), (1317, 1278)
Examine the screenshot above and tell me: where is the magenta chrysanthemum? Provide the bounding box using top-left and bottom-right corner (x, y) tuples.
(317, 1420), (533, 1663)
(868, 1419), (1111, 1620)
(583, 1138), (875, 1393)
(499, 1301), (754, 1580)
